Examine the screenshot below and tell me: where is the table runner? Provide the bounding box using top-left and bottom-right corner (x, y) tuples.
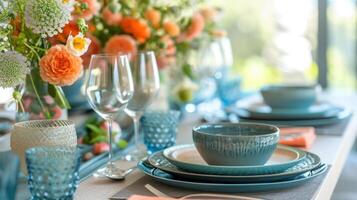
(111, 166), (330, 200)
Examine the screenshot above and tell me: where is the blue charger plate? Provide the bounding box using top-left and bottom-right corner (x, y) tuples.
(148, 150), (321, 183)
(163, 144), (306, 175)
(138, 160), (328, 193)
(236, 102), (343, 120)
(238, 108), (352, 126)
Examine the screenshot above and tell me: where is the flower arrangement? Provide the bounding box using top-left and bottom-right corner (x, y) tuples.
(0, 0), (91, 119)
(78, 0), (225, 103)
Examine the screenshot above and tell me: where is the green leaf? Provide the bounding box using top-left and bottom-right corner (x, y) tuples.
(182, 63), (195, 80)
(85, 124), (107, 136)
(89, 135), (107, 144)
(48, 84), (71, 109)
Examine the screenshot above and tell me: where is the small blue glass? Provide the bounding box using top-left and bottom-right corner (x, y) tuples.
(142, 110), (180, 154)
(25, 146), (81, 200)
(216, 75), (242, 106)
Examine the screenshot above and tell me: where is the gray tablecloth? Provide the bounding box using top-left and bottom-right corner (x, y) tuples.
(111, 166), (330, 200)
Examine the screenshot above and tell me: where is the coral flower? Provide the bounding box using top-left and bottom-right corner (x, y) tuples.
(182, 13), (205, 41)
(145, 8), (161, 28)
(102, 6), (122, 26)
(81, 34), (101, 68)
(39, 45), (82, 86)
(74, 0), (100, 20)
(200, 7), (218, 22)
(104, 35), (137, 56)
(50, 21), (80, 44)
(163, 21), (180, 37)
(120, 17), (151, 43)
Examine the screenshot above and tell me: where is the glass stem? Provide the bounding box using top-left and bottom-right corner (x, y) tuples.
(132, 113), (141, 148)
(107, 118), (113, 166)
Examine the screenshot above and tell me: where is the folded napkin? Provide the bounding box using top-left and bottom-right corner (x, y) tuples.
(279, 127), (316, 148)
(128, 195), (172, 200)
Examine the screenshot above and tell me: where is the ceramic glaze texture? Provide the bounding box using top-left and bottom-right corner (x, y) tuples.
(192, 123), (279, 166)
(260, 85), (318, 109)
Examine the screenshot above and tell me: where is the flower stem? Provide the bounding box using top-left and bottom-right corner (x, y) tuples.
(29, 74), (51, 119)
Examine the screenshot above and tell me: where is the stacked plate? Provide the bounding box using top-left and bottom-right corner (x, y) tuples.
(138, 144), (327, 193)
(229, 101), (351, 126)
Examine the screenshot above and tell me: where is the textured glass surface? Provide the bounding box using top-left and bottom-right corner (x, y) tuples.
(142, 111), (180, 154)
(25, 147), (81, 200)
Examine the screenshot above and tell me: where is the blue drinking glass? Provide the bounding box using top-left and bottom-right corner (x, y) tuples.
(142, 110), (180, 154)
(25, 146), (81, 200)
(216, 74), (242, 106)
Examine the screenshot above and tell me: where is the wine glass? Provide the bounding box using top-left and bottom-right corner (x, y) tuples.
(85, 54), (133, 178)
(125, 51), (160, 161)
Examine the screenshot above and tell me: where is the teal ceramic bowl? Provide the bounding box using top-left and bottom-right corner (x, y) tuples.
(192, 123), (279, 166)
(260, 85), (319, 109)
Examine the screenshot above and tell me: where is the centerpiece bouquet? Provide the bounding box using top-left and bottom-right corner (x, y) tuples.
(78, 0), (225, 105)
(0, 0), (91, 119)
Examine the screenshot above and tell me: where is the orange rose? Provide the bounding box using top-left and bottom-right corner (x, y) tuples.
(145, 8), (161, 28)
(102, 7), (122, 26)
(104, 35), (137, 56)
(120, 17), (151, 43)
(39, 45), (83, 86)
(163, 21), (180, 37)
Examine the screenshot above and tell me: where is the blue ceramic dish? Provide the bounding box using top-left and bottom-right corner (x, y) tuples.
(149, 150), (320, 183)
(192, 123), (279, 166)
(260, 85), (319, 109)
(138, 160), (327, 193)
(238, 108), (352, 126)
(233, 103), (344, 120)
(163, 144), (305, 175)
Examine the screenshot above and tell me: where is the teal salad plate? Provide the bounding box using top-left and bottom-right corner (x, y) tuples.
(163, 144), (306, 175)
(236, 102), (343, 120)
(238, 108), (352, 126)
(138, 160), (327, 193)
(148, 150), (321, 183)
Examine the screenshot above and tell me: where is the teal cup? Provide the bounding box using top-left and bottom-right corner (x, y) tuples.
(193, 123), (279, 166)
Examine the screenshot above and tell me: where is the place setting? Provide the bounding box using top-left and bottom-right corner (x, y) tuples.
(227, 85), (352, 127)
(111, 122), (328, 199)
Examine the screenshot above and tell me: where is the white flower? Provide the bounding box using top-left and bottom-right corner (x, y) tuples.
(25, 0), (72, 38)
(61, 0), (76, 12)
(66, 32), (91, 56)
(0, 51), (30, 88)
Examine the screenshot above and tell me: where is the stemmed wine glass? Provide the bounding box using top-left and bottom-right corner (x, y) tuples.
(85, 54), (134, 178)
(125, 51), (160, 161)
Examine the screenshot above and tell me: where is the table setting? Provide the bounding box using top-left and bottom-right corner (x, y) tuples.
(0, 0), (356, 200)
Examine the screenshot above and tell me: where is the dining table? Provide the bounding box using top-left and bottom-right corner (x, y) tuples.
(70, 91), (357, 200)
(12, 91), (357, 200)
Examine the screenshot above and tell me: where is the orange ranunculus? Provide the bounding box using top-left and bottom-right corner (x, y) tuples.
(73, 0), (100, 20)
(104, 35), (137, 56)
(120, 17), (151, 43)
(102, 7), (122, 26)
(181, 13), (205, 41)
(81, 34), (101, 68)
(163, 21), (180, 37)
(145, 8), (161, 28)
(39, 45), (82, 86)
(49, 21), (80, 44)
(10, 16), (21, 36)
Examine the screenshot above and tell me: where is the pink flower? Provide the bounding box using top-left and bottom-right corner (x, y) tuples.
(74, 0), (100, 20)
(102, 7), (122, 26)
